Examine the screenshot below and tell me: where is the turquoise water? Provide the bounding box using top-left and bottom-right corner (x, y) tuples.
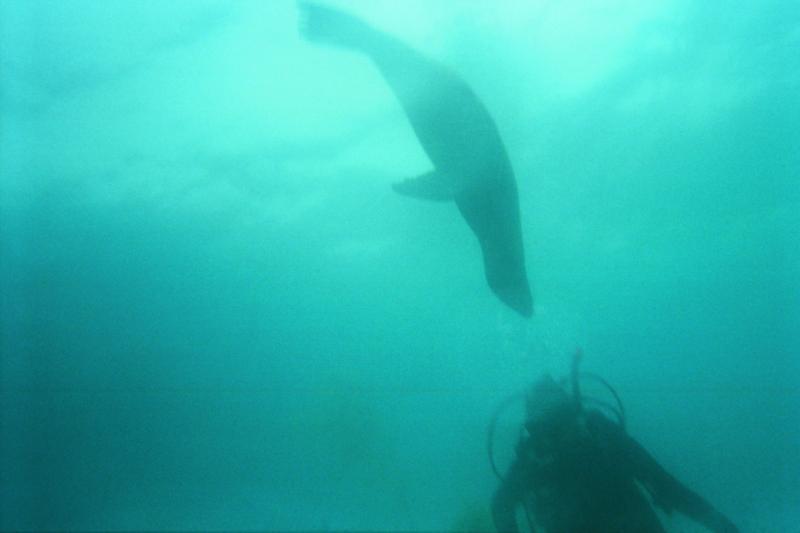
(1, 1), (797, 530)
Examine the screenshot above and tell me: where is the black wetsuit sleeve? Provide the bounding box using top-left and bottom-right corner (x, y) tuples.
(598, 416), (739, 533)
(492, 455), (530, 533)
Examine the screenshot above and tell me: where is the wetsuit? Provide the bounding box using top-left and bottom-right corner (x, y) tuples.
(492, 411), (738, 532)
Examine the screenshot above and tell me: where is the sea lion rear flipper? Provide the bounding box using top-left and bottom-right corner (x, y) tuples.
(392, 171), (455, 202)
(297, 2), (375, 49)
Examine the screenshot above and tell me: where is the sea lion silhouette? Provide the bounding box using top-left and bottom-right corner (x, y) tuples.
(299, 2), (533, 317)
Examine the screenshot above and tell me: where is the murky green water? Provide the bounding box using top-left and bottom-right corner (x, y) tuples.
(2, 1), (797, 530)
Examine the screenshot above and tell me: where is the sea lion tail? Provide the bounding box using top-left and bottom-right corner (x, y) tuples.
(297, 2), (376, 50)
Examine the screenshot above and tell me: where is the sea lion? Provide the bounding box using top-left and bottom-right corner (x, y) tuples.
(299, 2), (532, 317)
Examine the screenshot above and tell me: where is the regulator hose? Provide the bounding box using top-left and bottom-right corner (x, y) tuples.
(487, 392), (525, 481)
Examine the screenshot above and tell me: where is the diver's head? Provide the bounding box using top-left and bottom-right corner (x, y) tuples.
(524, 375), (577, 437)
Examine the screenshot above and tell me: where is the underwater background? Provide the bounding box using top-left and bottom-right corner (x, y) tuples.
(1, 0), (798, 531)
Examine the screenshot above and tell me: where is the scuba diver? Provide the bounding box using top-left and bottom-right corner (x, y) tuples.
(490, 355), (739, 532)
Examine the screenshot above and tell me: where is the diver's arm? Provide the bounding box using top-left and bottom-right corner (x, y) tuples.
(604, 419), (739, 533)
(637, 455), (737, 532)
(491, 456), (530, 533)
(637, 460), (738, 532)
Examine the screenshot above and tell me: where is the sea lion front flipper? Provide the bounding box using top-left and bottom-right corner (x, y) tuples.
(392, 171), (455, 202)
